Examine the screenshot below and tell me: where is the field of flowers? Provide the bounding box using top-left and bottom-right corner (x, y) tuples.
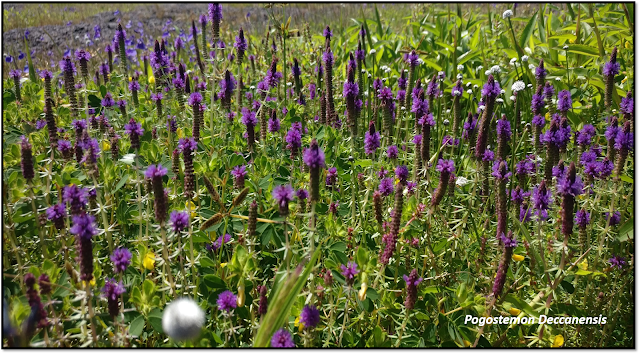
(1, 2), (634, 348)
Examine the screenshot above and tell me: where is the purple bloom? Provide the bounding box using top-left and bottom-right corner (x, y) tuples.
(531, 182), (552, 220)
(303, 141), (326, 169)
(296, 189), (309, 200)
(285, 128), (302, 154)
(557, 171), (584, 197)
(379, 178), (394, 197)
(273, 184), (294, 216)
(241, 107), (258, 127)
(299, 305), (320, 329)
(46, 203), (67, 229)
(271, 328), (295, 348)
(63, 184), (89, 214)
(605, 211), (621, 226)
(373, 78), (383, 93)
(482, 149), (495, 162)
(557, 90), (572, 113)
(481, 75), (501, 98)
(575, 124), (596, 146)
(531, 91), (545, 114)
(364, 121), (381, 155)
(543, 82), (555, 99)
(436, 159), (455, 174)
(216, 290), (237, 313)
(325, 167), (338, 186)
(150, 92), (163, 102)
(496, 117), (512, 139)
(268, 116), (281, 132)
(608, 255), (626, 269)
(413, 134), (422, 145)
(70, 214), (99, 240)
(101, 278), (126, 317)
(144, 164), (167, 179)
(575, 209), (590, 228)
(614, 126), (634, 150)
(323, 25), (333, 39)
(234, 28), (247, 52)
(101, 92), (115, 107)
(219, 70), (237, 99)
(395, 165), (409, 184)
(169, 210), (190, 233)
(500, 233), (518, 248)
(340, 262), (359, 285)
(405, 50), (419, 67)
(208, 3), (223, 22)
(492, 160), (512, 180)
(110, 248), (132, 273)
(442, 135), (459, 147)
(535, 60), (547, 80)
(620, 93), (634, 115)
(603, 61), (621, 77)
(386, 145), (399, 159)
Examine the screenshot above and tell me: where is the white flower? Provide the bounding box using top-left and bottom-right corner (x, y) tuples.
(496, 98), (504, 103)
(466, 89), (473, 95)
(500, 89), (506, 94)
(511, 80), (525, 92)
(521, 55), (529, 62)
(476, 65), (483, 72)
(404, 69), (409, 73)
(456, 176), (471, 186)
(369, 49), (377, 54)
(524, 47), (532, 55)
(563, 45), (569, 50)
(456, 73), (463, 79)
(400, 106), (406, 111)
(473, 84), (479, 89)
(162, 298), (205, 341)
(453, 89), (462, 96)
(384, 67), (391, 73)
(528, 64), (536, 70)
(510, 58), (518, 66)
(510, 95), (516, 102)
(457, 64), (464, 71)
(527, 84), (533, 88)
(361, 69), (366, 74)
(466, 82), (472, 87)
(490, 65), (502, 74)
(446, 109), (451, 114)
(485, 70), (492, 76)
(503, 9), (513, 19)
(478, 105), (486, 111)
(380, 65), (388, 71)
(249, 85), (255, 90)
(555, 77), (562, 81)
(577, 75), (586, 80)
(364, 91), (369, 96)
(286, 82), (292, 86)
(417, 58), (424, 65)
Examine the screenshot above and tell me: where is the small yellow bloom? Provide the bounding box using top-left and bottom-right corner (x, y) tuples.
(622, 76), (628, 84)
(82, 278), (97, 287)
(143, 252), (156, 270)
(512, 254), (525, 262)
(129, 76), (133, 82)
(358, 282), (368, 301)
(579, 259), (588, 271)
(552, 334), (564, 347)
(102, 140), (110, 151)
(185, 201), (197, 217)
(545, 112), (551, 122)
(625, 41), (631, 49)
(177, 127), (184, 139)
(463, 340), (471, 347)
(294, 317), (304, 332)
(569, 38), (575, 44)
(220, 262), (227, 268)
(207, 42), (211, 48)
(509, 307), (521, 316)
(148, 75), (155, 85)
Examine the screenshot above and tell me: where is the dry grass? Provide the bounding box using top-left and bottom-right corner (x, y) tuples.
(2, 3), (144, 32)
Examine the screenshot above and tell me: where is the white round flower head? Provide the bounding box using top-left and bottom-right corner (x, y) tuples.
(249, 85), (255, 90)
(511, 80), (526, 92)
(491, 65), (502, 74)
(555, 77), (562, 81)
(364, 90), (369, 96)
(527, 84), (533, 88)
(528, 63), (536, 70)
(500, 89), (506, 94)
(382, 77), (387, 82)
(466, 89), (473, 95)
(478, 105), (486, 111)
(417, 58), (424, 65)
(438, 71), (445, 78)
(503, 9), (513, 19)
(380, 65), (388, 71)
(445, 109), (451, 114)
(456, 176), (471, 187)
(496, 98), (504, 103)
(485, 69), (492, 76)
(510, 58), (517, 66)
(369, 49), (376, 54)
(466, 82), (472, 87)
(577, 75), (586, 81)
(563, 45), (569, 50)
(162, 298), (205, 342)
(384, 67), (391, 73)
(453, 88), (462, 97)
(524, 47), (532, 55)
(457, 73), (463, 79)
(361, 69), (366, 74)
(510, 95), (516, 102)
(457, 64), (464, 71)
(476, 65), (483, 72)
(473, 84), (479, 89)
(521, 55), (529, 62)
(400, 106), (406, 111)
(404, 69), (409, 73)
(286, 82), (292, 86)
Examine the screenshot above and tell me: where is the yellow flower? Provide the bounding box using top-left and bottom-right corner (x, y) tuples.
(579, 259), (588, 271)
(569, 38), (575, 44)
(102, 140), (110, 151)
(622, 76), (628, 84)
(143, 252), (156, 270)
(552, 334), (564, 347)
(512, 254), (525, 262)
(545, 112), (551, 122)
(220, 262), (227, 268)
(177, 127), (184, 139)
(185, 201), (197, 217)
(358, 282), (368, 301)
(129, 76), (133, 82)
(294, 317), (304, 332)
(148, 75), (155, 85)
(82, 278), (97, 287)
(207, 42), (211, 48)
(509, 307), (521, 316)
(625, 41), (631, 49)
(463, 340), (471, 347)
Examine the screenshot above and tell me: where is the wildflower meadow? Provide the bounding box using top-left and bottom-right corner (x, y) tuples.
(1, 2), (635, 348)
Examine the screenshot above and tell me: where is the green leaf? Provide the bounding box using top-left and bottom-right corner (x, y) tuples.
(129, 315), (145, 337)
(504, 294), (540, 317)
(114, 174), (129, 192)
(519, 11), (538, 50)
(24, 37), (37, 83)
(100, 85), (107, 98)
(575, 269), (606, 277)
(618, 218), (633, 242)
(203, 274), (227, 289)
(3, 90), (16, 110)
(147, 308), (163, 333)
(373, 4), (384, 38)
(562, 44), (601, 57)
